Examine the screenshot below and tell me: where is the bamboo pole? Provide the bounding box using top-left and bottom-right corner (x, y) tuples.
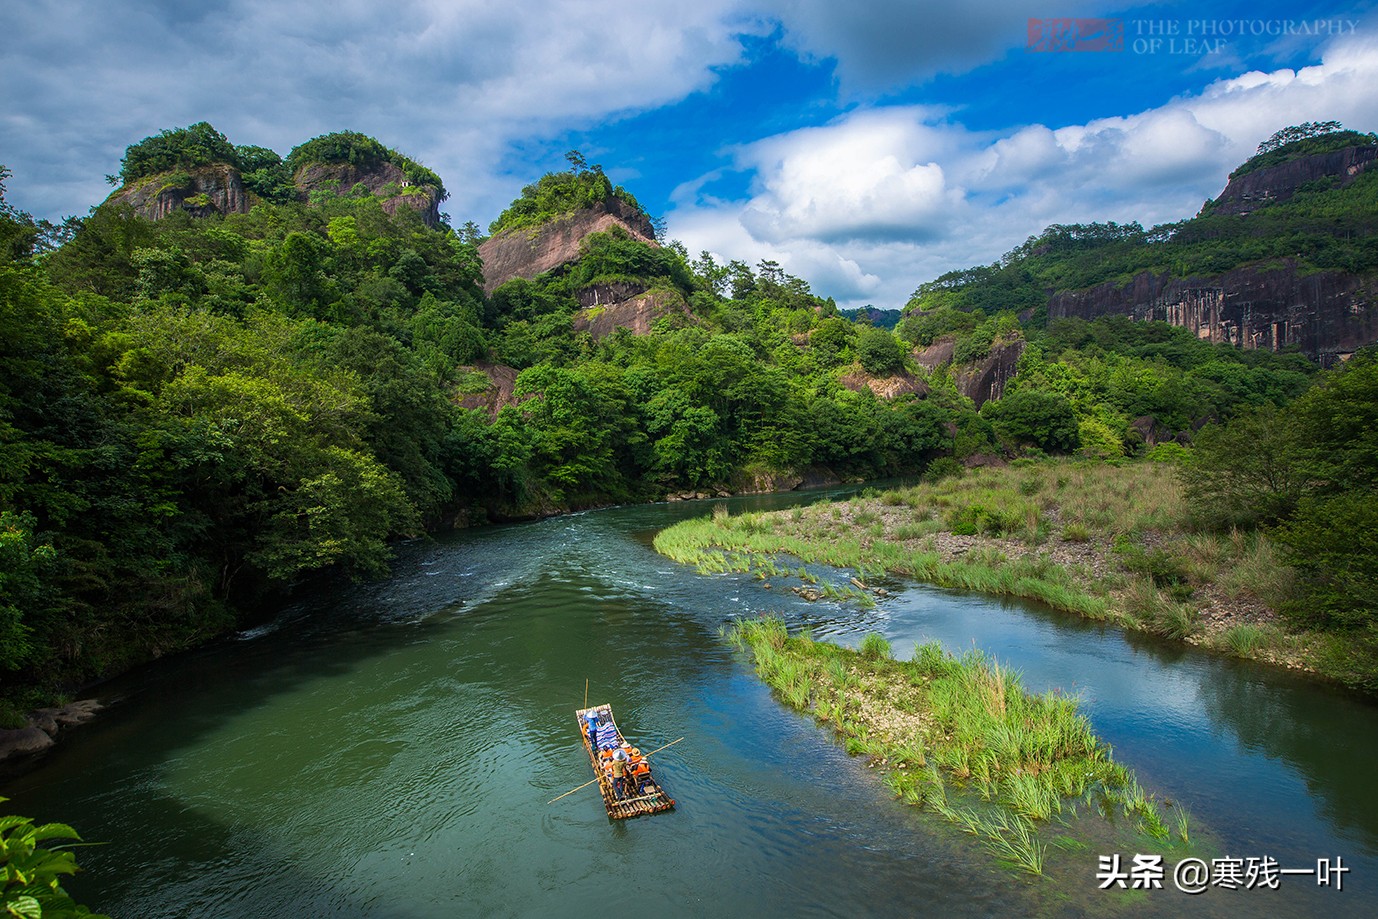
(584, 679), (588, 710)
(548, 776), (602, 805)
(639, 737), (684, 758)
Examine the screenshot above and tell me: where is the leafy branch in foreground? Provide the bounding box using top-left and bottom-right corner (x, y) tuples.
(1, 800), (107, 919)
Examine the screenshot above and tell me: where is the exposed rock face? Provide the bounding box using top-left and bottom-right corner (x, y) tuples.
(1049, 263), (1378, 363)
(293, 161), (442, 227)
(1130, 415), (1175, 447)
(955, 339), (1024, 407)
(1042, 145), (1378, 362)
(912, 337), (1024, 406)
(1212, 145), (1377, 216)
(0, 727), (55, 760)
(963, 452), (1009, 469)
(477, 198), (657, 294)
(107, 160), (443, 226)
(572, 290), (693, 339)
(107, 164), (250, 220)
(913, 338), (956, 373)
(455, 361), (523, 420)
(838, 367), (929, 400)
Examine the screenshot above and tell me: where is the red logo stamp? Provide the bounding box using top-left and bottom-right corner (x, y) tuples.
(1027, 18), (1124, 52)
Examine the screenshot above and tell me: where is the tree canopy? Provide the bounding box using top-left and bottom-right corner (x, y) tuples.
(488, 151), (650, 236)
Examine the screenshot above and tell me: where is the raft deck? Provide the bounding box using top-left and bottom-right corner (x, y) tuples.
(576, 704), (675, 820)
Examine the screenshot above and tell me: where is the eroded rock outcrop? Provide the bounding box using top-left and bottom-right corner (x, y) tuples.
(1211, 145), (1377, 216)
(1049, 263), (1378, 363)
(107, 163), (251, 220)
(572, 289), (694, 340)
(293, 161), (442, 226)
(455, 361), (523, 420)
(0, 699), (103, 764)
(106, 160), (443, 226)
(838, 367), (929, 400)
(955, 339), (1024, 406)
(477, 198), (656, 294)
(912, 337), (1025, 407)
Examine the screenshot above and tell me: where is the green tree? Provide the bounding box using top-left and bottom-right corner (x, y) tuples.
(1275, 494), (1378, 630)
(856, 326), (905, 375)
(981, 389), (1079, 453)
(0, 513), (54, 670)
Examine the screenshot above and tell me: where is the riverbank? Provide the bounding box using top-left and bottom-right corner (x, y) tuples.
(0, 465), (857, 768)
(726, 617), (1192, 877)
(654, 458), (1375, 691)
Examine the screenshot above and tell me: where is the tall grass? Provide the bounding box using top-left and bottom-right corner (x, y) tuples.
(727, 618), (1187, 878)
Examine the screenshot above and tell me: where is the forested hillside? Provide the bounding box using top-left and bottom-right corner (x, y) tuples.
(1, 121), (1373, 716)
(905, 122), (1378, 361)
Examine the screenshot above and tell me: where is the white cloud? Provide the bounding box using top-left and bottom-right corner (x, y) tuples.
(0, 0), (754, 221)
(668, 31), (1378, 309)
(734, 108), (967, 244)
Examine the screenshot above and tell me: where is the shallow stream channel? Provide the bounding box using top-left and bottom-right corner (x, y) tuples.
(7, 488), (1378, 917)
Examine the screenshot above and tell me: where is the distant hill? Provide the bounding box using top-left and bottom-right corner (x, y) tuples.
(840, 306), (902, 329)
(904, 125), (1378, 363)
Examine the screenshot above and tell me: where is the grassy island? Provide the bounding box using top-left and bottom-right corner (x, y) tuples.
(725, 617), (1192, 877)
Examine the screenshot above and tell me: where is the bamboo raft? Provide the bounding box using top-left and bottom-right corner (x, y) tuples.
(576, 704), (675, 819)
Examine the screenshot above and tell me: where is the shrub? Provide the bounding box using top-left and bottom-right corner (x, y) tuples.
(857, 327), (906, 375)
(859, 632), (892, 660)
(923, 457), (965, 483)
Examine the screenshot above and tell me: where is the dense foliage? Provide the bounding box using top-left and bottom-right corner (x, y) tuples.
(1, 149), (969, 702)
(488, 152), (650, 236)
(113, 124), (446, 205)
(2, 158), (486, 696)
(1184, 351), (1378, 636)
(284, 131), (447, 200)
(116, 123), (240, 186)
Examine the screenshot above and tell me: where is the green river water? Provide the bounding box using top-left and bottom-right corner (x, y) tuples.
(6, 489), (1377, 917)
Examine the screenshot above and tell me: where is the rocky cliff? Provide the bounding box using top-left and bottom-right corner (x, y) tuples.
(572, 289), (694, 339)
(455, 361), (523, 420)
(912, 337), (1025, 406)
(838, 367), (929, 400)
(477, 197), (656, 294)
(292, 161), (442, 226)
(1049, 263), (1378, 364)
(1211, 144), (1377, 216)
(1044, 144), (1378, 363)
(107, 159), (443, 226)
(107, 164), (251, 220)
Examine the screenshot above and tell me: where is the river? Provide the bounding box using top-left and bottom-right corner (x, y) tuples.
(6, 489), (1377, 917)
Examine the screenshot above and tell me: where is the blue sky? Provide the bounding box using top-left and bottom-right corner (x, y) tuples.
(3, 0), (1376, 308)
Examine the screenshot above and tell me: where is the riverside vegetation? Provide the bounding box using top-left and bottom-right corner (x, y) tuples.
(655, 395), (1378, 692)
(724, 618), (1193, 878)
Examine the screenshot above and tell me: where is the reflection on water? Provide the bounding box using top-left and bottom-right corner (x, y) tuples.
(6, 490), (1378, 918)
